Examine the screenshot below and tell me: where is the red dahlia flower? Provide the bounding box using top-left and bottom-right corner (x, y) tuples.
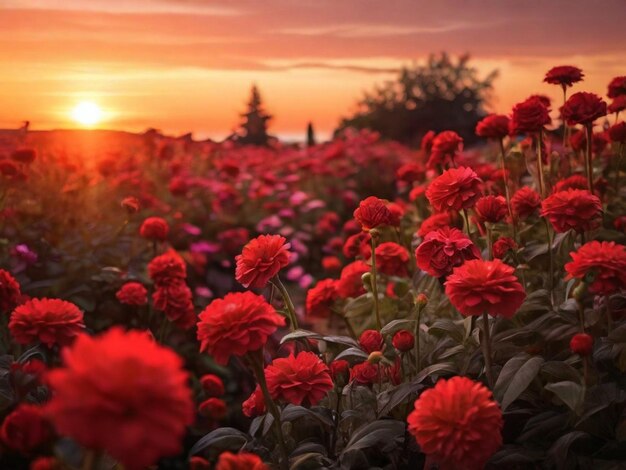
(541, 189), (602, 233)
(493, 237), (517, 259)
(30, 457), (61, 470)
(509, 96), (551, 135)
(115, 282), (147, 306)
(392, 330), (415, 352)
(608, 122), (626, 143)
(121, 196), (140, 214)
(425, 166), (482, 212)
(564, 241), (626, 295)
(445, 259), (526, 318)
(335, 261), (369, 298)
(350, 362), (379, 385)
(329, 359), (350, 382)
(553, 174), (590, 193)
(11, 148), (37, 164)
(569, 333), (593, 356)
(1, 404), (52, 454)
(561, 92), (607, 125)
(152, 280), (196, 329)
(242, 385), (266, 418)
(215, 452), (268, 470)
(353, 196), (393, 231)
(359, 329), (384, 353)
(608, 95), (626, 114)
(235, 234), (291, 288)
(375, 242), (410, 277)
(197, 292), (285, 365)
(511, 187), (541, 219)
(306, 279), (338, 318)
(265, 351), (333, 406)
(139, 216), (169, 241)
(474, 195), (507, 224)
(200, 374), (225, 397)
(421, 130), (436, 153)
(190, 456), (211, 470)
(427, 131), (463, 169)
(608, 76), (626, 98)
(199, 397), (226, 420)
(417, 212), (457, 237)
(0, 269), (21, 313)
(476, 114), (510, 139)
(415, 226), (480, 278)
(544, 65), (584, 87)
(9, 298), (84, 347)
(148, 250), (187, 285)
(407, 376), (503, 470)
(46, 328), (194, 470)
(343, 232), (371, 260)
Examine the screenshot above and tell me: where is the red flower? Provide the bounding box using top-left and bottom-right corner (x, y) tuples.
(426, 167), (482, 212)
(396, 163), (425, 183)
(152, 280), (196, 329)
(541, 189), (602, 233)
(493, 237), (517, 259)
(608, 76), (626, 98)
(321, 256), (342, 272)
(445, 259), (526, 318)
(0, 269), (21, 313)
(509, 96), (551, 134)
(343, 232), (371, 259)
(561, 92), (607, 125)
(215, 452), (268, 470)
(570, 333), (593, 356)
(353, 196), (393, 231)
(121, 197), (140, 214)
(608, 122), (626, 143)
(329, 360), (350, 382)
(148, 250), (187, 285)
(9, 298), (84, 347)
(392, 330), (415, 352)
(189, 456), (211, 470)
(565, 241), (626, 295)
(242, 385), (266, 417)
(427, 131), (463, 169)
(407, 376), (503, 470)
(139, 216), (169, 241)
(45, 328), (194, 470)
(544, 65), (584, 87)
(421, 130), (436, 153)
(11, 148), (37, 164)
(350, 362), (379, 385)
(359, 329), (384, 353)
(474, 195), (507, 224)
(335, 261), (369, 298)
(608, 96), (626, 114)
(1, 404), (52, 454)
(199, 397), (226, 420)
(418, 212), (456, 237)
(415, 227), (480, 278)
(475, 114), (510, 139)
(511, 187), (541, 219)
(197, 292), (285, 365)
(200, 374), (225, 397)
(375, 242), (409, 277)
(115, 282), (147, 306)
(265, 351), (333, 406)
(30, 457), (61, 470)
(553, 174), (589, 193)
(306, 279), (338, 318)
(235, 234), (291, 288)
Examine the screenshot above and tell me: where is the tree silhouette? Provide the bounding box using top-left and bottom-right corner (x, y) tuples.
(306, 122), (316, 147)
(238, 85), (272, 146)
(337, 53), (498, 146)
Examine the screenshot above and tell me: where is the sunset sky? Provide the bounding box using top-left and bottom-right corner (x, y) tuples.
(1, 0), (625, 140)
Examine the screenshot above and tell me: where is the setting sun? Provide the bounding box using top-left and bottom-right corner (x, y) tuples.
(71, 101), (103, 127)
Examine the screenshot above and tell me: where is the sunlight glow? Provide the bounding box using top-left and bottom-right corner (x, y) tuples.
(71, 101), (103, 127)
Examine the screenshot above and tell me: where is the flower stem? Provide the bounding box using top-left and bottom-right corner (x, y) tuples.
(273, 276), (299, 331)
(542, 218), (555, 307)
(498, 139), (517, 241)
(414, 304), (422, 372)
(370, 234), (382, 330)
(249, 352), (289, 470)
(584, 123), (594, 194)
(536, 130), (546, 197)
(481, 312), (494, 389)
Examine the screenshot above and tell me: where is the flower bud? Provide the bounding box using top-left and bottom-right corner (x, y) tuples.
(415, 293), (428, 307)
(329, 359), (350, 383)
(392, 330), (415, 352)
(361, 272), (373, 291)
(569, 333), (593, 356)
(359, 329), (384, 353)
(367, 351), (383, 364)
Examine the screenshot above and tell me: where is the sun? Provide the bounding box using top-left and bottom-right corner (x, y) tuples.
(71, 101), (103, 127)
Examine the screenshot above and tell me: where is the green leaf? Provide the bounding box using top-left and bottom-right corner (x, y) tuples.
(280, 330), (321, 344)
(188, 427), (248, 456)
(380, 319), (415, 336)
(494, 353), (530, 402)
(334, 347), (368, 361)
(341, 420), (405, 454)
(500, 356), (544, 410)
(545, 381), (584, 413)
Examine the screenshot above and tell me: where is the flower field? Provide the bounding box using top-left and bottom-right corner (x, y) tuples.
(0, 70), (625, 470)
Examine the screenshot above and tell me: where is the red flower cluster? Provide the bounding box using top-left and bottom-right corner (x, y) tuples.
(445, 259), (526, 318)
(1, 404), (52, 454)
(215, 452), (268, 470)
(265, 351), (333, 406)
(561, 92), (607, 125)
(564, 241), (626, 295)
(427, 131), (463, 168)
(115, 282), (148, 306)
(306, 279), (338, 318)
(426, 167), (482, 212)
(544, 65), (584, 87)
(415, 227), (480, 278)
(197, 291), (285, 364)
(353, 196), (393, 231)
(9, 298), (85, 347)
(407, 376), (503, 470)
(509, 96), (551, 134)
(475, 114), (510, 139)
(46, 328), (194, 470)
(0, 269), (21, 313)
(235, 234), (291, 288)
(375, 242), (409, 277)
(541, 189), (602, 233)
(139, 216), (170, 241)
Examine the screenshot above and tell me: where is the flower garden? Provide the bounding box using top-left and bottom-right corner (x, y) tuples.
(0, 69), (625, 470)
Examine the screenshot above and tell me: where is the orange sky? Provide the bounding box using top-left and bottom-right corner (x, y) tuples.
(1, 0), (625, 140)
